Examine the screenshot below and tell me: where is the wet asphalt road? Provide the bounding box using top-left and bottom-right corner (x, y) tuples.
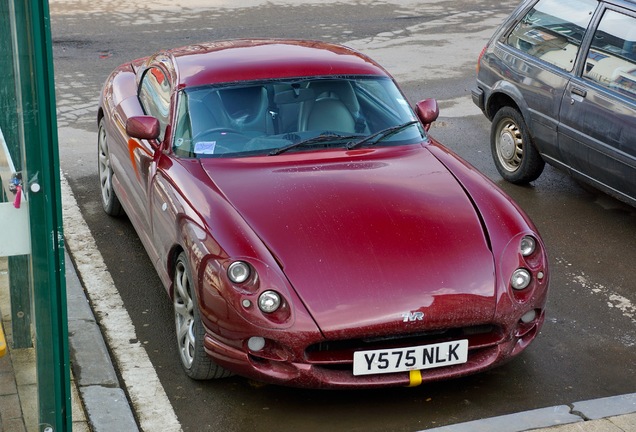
(52, 0), (636, 430)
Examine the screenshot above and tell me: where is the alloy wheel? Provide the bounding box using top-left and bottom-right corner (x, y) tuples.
(98, 123), (115, 207)
(174, 259), (196, 369)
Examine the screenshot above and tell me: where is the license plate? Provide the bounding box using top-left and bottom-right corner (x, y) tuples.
(353, 339), (469, 376)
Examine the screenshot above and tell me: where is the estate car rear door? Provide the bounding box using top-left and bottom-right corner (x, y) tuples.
(498, 0), (597, 163)
(558, 6), (636, 203)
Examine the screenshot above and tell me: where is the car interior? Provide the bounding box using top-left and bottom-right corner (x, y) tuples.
(172, 77), (418, 157)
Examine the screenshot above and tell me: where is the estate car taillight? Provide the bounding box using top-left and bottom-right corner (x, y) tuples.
(476, 45), (488, 74)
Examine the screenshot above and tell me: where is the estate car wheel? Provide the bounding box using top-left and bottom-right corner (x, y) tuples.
(97, 119), (124, 216)
(491, 106), (545, 184)
(173, 252), (232, 380)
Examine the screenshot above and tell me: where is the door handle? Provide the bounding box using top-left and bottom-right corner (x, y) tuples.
(571, 87), (587, 98)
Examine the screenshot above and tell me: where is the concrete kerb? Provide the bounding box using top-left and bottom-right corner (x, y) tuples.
(421, 405), (581, 432)
(419, 394), (636, 432)
(65, 249), (139, 432)
(571, 394), (636, 421)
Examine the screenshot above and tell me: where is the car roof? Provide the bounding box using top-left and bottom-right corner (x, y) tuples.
(154, 39), (391, 89)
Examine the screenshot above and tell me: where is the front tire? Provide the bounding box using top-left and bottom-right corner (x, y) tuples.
(98, 118), (124, 216)
(491, 106), (545, 184)
(173, 252), (232, 380)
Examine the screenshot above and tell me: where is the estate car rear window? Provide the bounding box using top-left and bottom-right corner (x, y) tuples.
(172, 77), (424, 158)
(504, 0), (596, 71)
(583, 9), (636, 100)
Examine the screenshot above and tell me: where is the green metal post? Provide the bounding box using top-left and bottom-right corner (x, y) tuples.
(11, 0), (72, 430)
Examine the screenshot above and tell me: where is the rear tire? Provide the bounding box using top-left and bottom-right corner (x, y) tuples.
(173, 252), (233, 380)
(491, 106), (545, 184)
(97, 118), (124, 216)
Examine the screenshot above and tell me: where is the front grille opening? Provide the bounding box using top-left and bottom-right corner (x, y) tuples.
(305, 325), (502, 365)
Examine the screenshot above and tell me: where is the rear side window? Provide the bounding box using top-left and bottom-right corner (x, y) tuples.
(583, 9), (636, 100)
(505, 0), (597, 71)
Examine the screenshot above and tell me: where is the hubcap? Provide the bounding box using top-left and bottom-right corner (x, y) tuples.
(500, 130), (516, 160)
(496, 119), (523, 172)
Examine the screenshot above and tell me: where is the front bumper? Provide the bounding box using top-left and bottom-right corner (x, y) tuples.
(202, 310), (545, 389)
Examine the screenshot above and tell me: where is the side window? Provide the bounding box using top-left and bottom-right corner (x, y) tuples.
(505, 0), (597, 71)
(356, 79), (414, 124)
(138, 67), (171, 140)
(173, 91), (193, 157)
(583, 9), (636, 100)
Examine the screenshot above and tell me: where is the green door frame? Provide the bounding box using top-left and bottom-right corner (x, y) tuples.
(2, 0), (72, 430)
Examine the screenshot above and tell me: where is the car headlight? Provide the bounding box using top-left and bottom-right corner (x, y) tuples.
(258, 290), (281, 313)
(520, 236), (536, 257)
(228, 261), (251, 284)
(511, 268), (531, 290)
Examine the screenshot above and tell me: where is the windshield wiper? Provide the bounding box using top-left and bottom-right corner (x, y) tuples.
(268, 133), (361, 156)
(345, 121), (420, 150)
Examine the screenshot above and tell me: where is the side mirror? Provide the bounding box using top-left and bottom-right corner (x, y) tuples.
(415, 99), (439, 131)
(126, 116), (160, 141)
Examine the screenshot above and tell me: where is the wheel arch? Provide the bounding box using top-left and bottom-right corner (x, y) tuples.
(486, 92), (518, 119)
(485, 86), (541, 150)
(166, 243), (186, 299)
(484, 82), (529, 124)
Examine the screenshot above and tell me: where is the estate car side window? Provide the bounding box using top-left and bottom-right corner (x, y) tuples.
(505, 0), (596, 71)
(583, 9), (636, 101)
(138, 67), (171, 141)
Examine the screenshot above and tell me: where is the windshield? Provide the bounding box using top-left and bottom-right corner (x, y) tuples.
(172, 76), (425, 158)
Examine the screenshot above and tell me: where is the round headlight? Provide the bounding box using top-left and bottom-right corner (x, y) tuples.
(511, 268), (532, 290)
(258, 290), (281, 313)
(228, 261), (250, 284)
(520, 236), (536, 257)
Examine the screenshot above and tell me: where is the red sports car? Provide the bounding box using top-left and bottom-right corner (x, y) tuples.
(97, 39), (549, 389)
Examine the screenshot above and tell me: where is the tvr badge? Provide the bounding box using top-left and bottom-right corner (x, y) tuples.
(402, 311), (424, 322)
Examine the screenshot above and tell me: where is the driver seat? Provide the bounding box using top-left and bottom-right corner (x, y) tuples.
(217, 86), (272, 134)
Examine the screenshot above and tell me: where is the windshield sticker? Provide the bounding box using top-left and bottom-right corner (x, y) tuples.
(195, 141), (216, 154)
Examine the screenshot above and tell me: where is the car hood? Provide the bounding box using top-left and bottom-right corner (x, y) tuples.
(200, 146), (496, 337)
